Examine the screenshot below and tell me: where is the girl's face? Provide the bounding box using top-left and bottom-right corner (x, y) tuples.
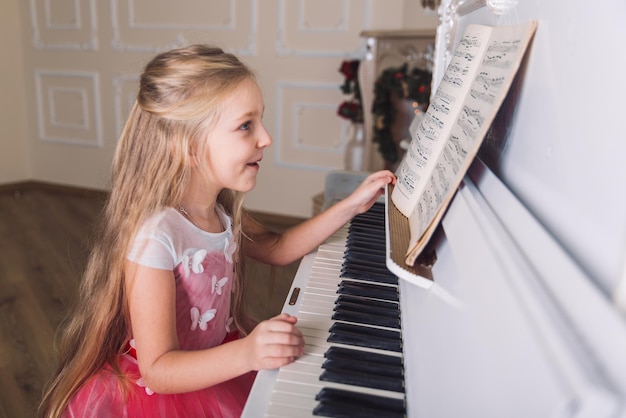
(201, 79), (272, 193)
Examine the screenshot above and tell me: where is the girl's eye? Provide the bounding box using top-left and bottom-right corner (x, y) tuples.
(239, 121), (251, 131)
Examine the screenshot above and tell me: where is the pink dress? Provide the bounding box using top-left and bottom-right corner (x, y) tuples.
(64, 206), (255, 418)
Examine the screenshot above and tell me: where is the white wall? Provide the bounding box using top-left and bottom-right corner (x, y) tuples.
(7, 0), (438, 217)
(0, 0), (30, 183)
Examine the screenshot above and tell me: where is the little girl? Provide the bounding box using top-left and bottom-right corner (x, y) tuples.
(39, 44), (395, 418)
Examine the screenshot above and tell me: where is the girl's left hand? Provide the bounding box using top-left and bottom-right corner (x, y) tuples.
(243, 313), (304, 371)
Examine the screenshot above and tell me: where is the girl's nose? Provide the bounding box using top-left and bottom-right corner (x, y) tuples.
(257, 126), (273, 148)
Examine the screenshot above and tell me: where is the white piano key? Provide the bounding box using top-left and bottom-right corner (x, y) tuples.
(282, 359), (324, 375)
(275, 369), (405, 400)
(308, 269), (342, 280)
(274, 380), (321, 398)
(299, 292), (336, 303)
(316, 247), (344, 257)
(292, 352), (325, 367)
(302, 281), (337, 293)
(265, 401), (316, 418)
(308, 269), (341, 279)
(297, 294), (334, 304)
(298, 303), (335, 317)
(305, 278), (339, 289)
(314, 256), (343, 265)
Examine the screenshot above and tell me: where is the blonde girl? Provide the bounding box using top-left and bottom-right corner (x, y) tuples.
(39, 44), (395, 417)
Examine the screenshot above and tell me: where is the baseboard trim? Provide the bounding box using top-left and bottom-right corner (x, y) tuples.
(0, 181), (307, 228)
(0, 180), (109, 199)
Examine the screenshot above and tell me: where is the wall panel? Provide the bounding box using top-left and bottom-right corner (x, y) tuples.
(14, 0), (437, 217)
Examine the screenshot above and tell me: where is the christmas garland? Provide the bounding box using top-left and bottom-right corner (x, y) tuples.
(372, 63), (432, 164)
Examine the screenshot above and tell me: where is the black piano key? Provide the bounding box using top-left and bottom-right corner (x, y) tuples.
(338, 281), (399, 302)
(313, 388), (405, 418)
(335, 299), (399, 319)
(353, 206), (385, 218)
(324, 345), (403, 369)
(340, 269), (398, 285)
(335, 296), (398, 313)
(352, 213), (385, 225)
(346, 231), (385, 245)
(332, 308), (401, 329)
(348, 214), (385, 230)
(324, 346), (404, 380)
(349, 220), (385, 230)
(335, 294), (399, 311)
(343, 251), (387, 266)
(319, 367), (404, 393)
(345, 237), (386, 253)
(343, 255), (388, 268)
(353, 220), (384, 229)
(327, 322), (402, 352)
(341, 263), (391, 276)
(322, 356), (404, 382)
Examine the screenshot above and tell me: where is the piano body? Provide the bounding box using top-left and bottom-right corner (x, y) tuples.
(243, 0), (626, 417)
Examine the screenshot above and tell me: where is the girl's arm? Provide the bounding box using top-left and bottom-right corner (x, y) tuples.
(243, 170), (395, 266)
(125, 261), (304, 394)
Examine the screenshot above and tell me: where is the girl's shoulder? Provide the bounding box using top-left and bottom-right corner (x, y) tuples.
(136, 207), (186, 239)
(132, 206), (233, 257)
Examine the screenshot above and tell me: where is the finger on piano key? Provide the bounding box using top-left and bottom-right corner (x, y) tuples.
(296, 326), (404, 359)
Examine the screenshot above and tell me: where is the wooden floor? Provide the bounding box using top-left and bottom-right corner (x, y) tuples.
(0, 184), (302, 418)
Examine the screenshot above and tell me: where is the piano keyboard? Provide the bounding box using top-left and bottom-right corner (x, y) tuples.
(262, 203), (406, 418)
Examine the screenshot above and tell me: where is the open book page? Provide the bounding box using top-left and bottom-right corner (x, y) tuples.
(390, 21), (538, 266)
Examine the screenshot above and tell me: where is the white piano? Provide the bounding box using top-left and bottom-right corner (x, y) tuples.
(243, 0), (626, 417)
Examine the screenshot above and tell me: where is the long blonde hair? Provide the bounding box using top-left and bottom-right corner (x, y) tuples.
(39, 45), (256, 418)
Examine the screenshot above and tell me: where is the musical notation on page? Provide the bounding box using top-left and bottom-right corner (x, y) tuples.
(389, 20), (538, 266)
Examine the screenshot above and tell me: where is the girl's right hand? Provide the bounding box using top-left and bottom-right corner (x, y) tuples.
(244, 313), (304, 371)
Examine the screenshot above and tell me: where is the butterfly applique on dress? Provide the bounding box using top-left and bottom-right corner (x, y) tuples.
(181, 248), (207, 277)
(224, 238), (237, 264)
(190, 307), (217, 331)
(211, 276), (228, 295)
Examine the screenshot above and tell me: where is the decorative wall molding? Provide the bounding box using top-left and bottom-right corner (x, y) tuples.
(297, 0), (348, 32)
(110, 0), (257, 55)
(276, 0), (371, 57)
(35, 70), (102, 147)
(29, 0), (98, 50)
(274, 81), (346, 171)
(48, 87), (89, 130)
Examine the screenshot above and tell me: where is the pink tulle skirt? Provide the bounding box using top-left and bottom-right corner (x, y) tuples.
(64, 353), (256, 418)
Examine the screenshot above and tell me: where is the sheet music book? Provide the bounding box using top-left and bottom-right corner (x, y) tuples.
(390, 20), (538, 268)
